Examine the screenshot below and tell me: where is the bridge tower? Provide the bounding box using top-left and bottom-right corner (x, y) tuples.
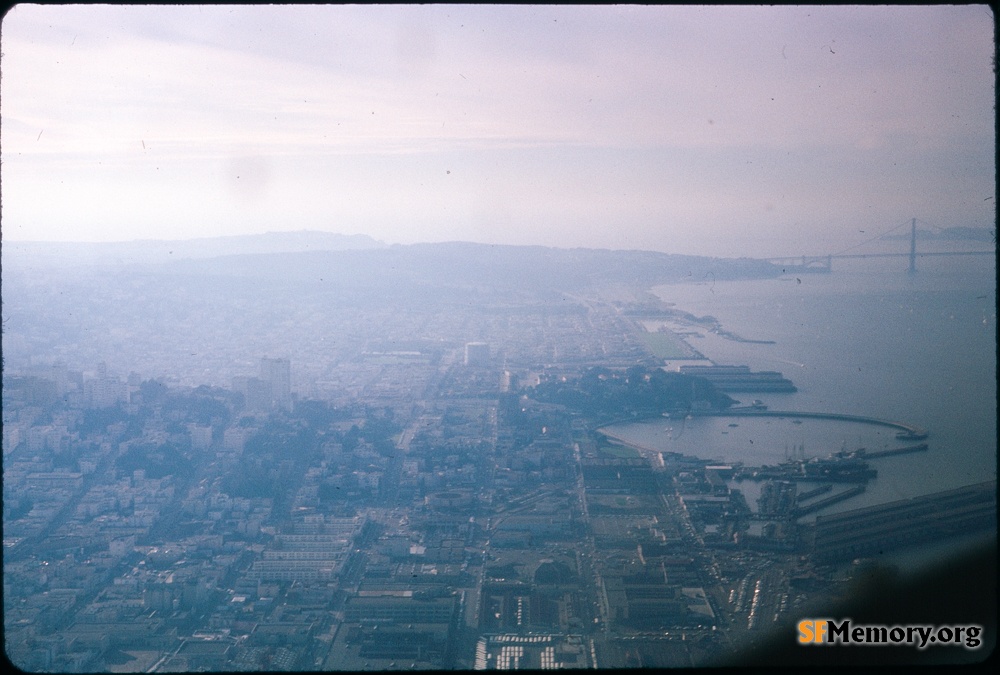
(908, 217), (917, 274)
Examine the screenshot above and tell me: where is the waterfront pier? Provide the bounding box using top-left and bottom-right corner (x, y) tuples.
(810, 481), (997, 561)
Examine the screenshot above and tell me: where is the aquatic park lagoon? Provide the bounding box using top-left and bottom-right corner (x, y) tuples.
(603, 252), (997, 520)
(605, 412), (922, 467)
(602, 412), (929, 523)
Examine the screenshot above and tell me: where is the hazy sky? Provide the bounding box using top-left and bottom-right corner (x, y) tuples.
(1, 4), (995, 257)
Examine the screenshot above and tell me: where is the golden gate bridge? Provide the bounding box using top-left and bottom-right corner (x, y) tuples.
(764, 218), (994, 274)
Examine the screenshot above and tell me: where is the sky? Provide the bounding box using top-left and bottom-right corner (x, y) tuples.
(1, 4), (995, 257)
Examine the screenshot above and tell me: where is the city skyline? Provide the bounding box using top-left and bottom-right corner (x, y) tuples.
(1, 4), (995, 258)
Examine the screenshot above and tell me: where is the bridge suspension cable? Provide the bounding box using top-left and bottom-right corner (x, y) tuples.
(830, 218), (915, 256)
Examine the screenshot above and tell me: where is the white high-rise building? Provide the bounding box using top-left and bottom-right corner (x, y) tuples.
(260, 357), (292, 410)
(84, 375), (128, 408)
(464, 342), (490, 367)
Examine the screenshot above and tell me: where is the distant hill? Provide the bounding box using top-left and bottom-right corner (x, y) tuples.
(1, 230), (386, 267)
(151, 241), (782, 301)
(2, 237), (785, 328)
(882, 226), (995, 242)
(3, 236), (781, 297)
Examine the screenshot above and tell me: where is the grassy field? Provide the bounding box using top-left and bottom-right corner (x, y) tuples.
(639, 330), (692, 359)
(599, 444), (641, 459)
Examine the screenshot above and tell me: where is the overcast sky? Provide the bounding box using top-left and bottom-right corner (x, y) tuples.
(1, 4), (995, 257)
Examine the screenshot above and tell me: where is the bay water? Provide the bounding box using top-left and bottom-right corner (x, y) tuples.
(608, 251), (996, 520)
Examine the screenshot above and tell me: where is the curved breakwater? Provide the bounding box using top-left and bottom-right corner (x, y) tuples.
(685, 409), (928, 440)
